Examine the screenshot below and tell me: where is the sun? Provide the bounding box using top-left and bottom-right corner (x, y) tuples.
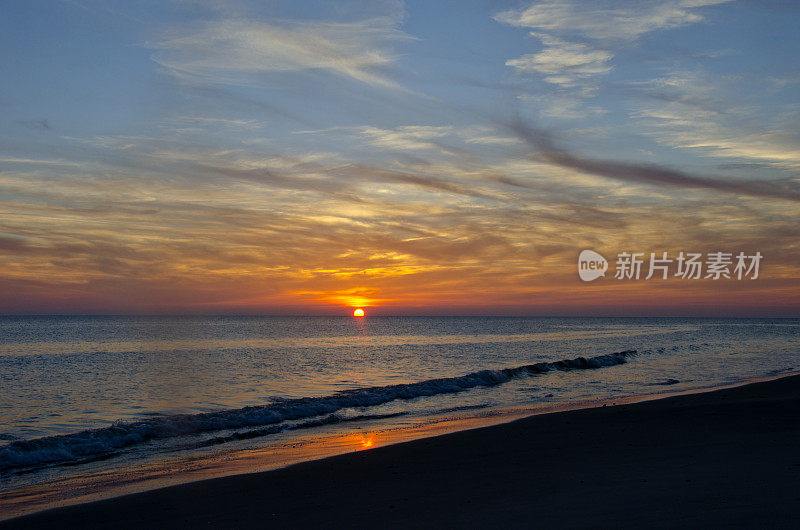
(353, 308), (365, 317)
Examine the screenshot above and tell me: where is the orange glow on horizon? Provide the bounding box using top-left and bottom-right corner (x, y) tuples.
(353, 308), (365, 317)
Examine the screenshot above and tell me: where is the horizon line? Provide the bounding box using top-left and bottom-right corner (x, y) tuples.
(1, 313), (798, 319)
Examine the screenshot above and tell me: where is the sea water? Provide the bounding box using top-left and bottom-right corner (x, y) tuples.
(1, 316), (798, 504)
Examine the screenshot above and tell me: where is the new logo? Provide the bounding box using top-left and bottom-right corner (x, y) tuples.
(578, 250), (608, 282)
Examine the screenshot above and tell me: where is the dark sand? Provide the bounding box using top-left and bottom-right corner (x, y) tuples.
(3, 375), (800, 529)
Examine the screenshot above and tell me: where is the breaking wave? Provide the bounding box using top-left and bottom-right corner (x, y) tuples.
(0, 350), (635, 472)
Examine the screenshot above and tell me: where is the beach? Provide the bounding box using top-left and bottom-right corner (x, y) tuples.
(3, 374), (798, 529)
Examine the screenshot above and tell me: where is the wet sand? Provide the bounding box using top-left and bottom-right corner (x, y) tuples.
(3, 375), (799, 529)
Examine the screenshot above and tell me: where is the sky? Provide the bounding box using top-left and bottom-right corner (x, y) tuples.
(0, 0), (798, 316)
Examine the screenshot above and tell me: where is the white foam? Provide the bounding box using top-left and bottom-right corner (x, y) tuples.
(0, 350), (635, 472)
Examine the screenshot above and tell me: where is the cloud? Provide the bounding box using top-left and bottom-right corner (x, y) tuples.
(505, 119), (800, 202)
(171, 116), (262, 129)
(505, 34), (612, 90)
(150, 16), (413, 90)
(495, 0), (731, 42)
(3, 121), (798, 315)
(298, 124), (520, 156)
(630, 70), (800, 169)
(639, 112), (800, 169)
(359, 126), (454, 152)
(0, 157), (82, 167)
(15, 118), (52, 131)
(517, 93), (609, 119)
(496, 0), (733, 108)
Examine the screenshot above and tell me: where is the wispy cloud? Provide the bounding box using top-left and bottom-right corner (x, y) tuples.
(496, 0), (732, 105)
(359, 126), (454, 152)
(629, 71), (800, 170)
(495, 0), (731, 42)
(505, 34), (612, 92)
(3, 118), (797, 314)
(171, 116), (262, 129)
(150, 16), (414, 91)
(505, 119), (800, 202)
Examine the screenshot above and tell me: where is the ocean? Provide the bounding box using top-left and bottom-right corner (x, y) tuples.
(1, 316), (798, 515)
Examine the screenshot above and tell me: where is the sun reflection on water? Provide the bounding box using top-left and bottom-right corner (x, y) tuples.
(358, 433), (376, 450)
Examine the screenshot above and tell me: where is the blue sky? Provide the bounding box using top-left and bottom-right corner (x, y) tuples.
(0, 0), (798, 315)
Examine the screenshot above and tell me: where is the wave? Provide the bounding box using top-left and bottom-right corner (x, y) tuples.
(197, 411), (411, 448)
(0, 350), (635, 472)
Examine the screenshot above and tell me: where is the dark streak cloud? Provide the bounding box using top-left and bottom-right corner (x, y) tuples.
(505, 119), (800, 202)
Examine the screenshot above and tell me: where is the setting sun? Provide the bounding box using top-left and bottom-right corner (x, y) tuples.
(353, 308), (365, 317)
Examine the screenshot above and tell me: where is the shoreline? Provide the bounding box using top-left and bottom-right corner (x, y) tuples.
(2, 371), (795, 520)
(3, 372), (799, 528)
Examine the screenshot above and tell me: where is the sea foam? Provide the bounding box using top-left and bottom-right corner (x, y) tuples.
(0, 350), (635, 472)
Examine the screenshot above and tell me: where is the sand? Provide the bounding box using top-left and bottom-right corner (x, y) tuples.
(3, 375), (799, 529)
